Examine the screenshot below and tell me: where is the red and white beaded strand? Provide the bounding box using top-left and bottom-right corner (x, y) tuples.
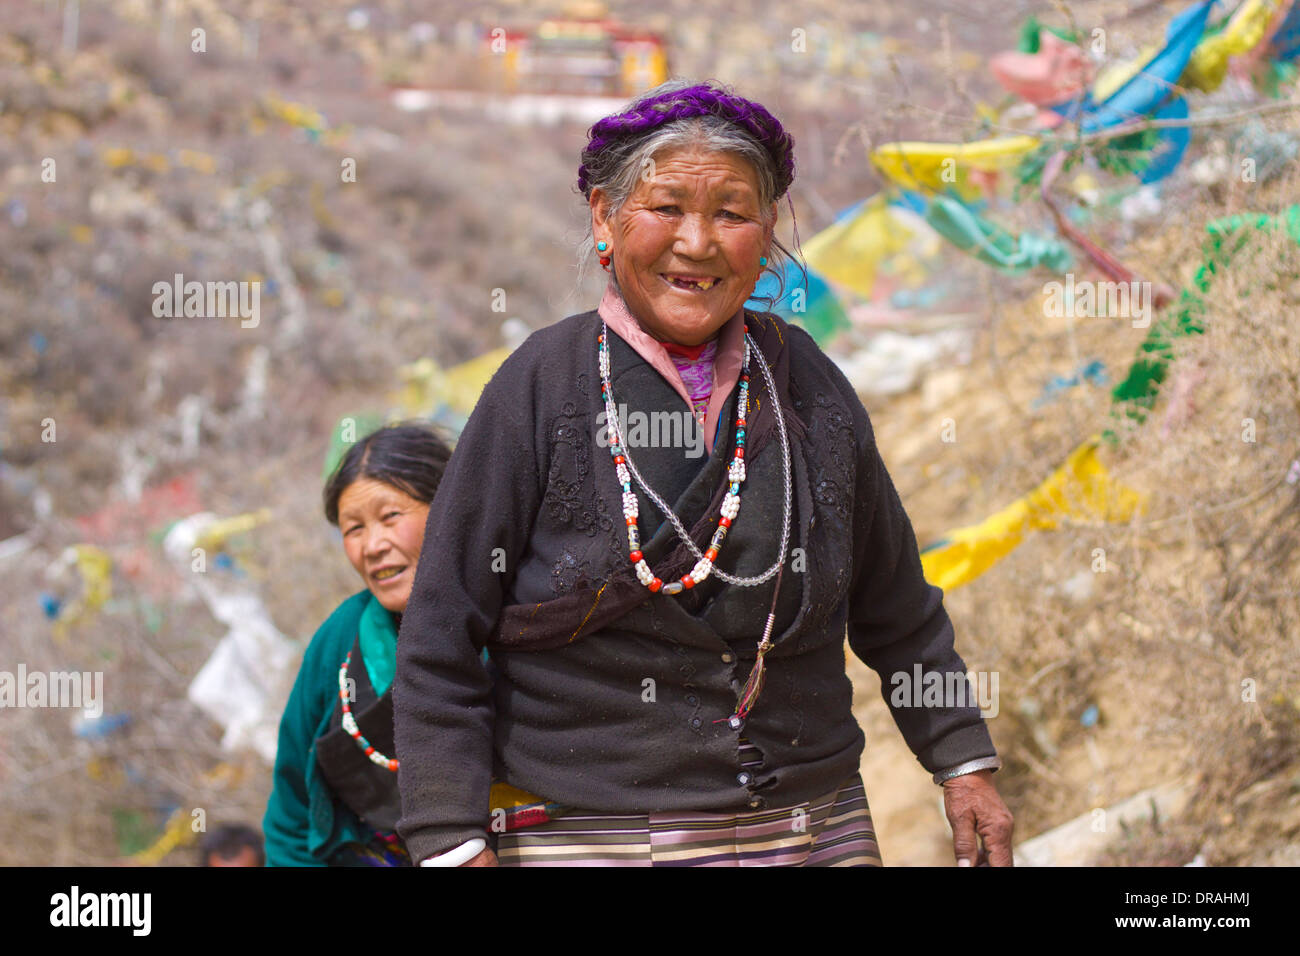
(598, 318), (792, 594)
(338, 651), (398, 772)
(599, 319), (794, 725)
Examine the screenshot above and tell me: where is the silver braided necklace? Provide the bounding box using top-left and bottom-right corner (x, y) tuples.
(600, 319), (792, 587)
(600, 317), (794, 725)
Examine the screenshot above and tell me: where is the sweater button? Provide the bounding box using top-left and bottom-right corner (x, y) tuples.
(748, 796), (765, 809)
(686, 694), (698, 706)
(690, 717), (702, 729)
(721, 651), (735, 663)
(736, 771), (752, 786)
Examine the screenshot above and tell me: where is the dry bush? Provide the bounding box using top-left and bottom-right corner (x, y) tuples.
(115, 38), (185, 100)
(921, 192), (1300, 863)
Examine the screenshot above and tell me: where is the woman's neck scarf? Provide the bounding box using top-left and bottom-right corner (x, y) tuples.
(359, 592), (399, 696)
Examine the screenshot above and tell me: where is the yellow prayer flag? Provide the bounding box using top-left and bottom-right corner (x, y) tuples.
(52, 545), (113, 642)
(1183, 0), (1281, 92)
(193, 509), (273, 554)
(869, 136), (1041, 198)
(802, 195), (913, 301)
(394, 348), (513, 419)
(920, 436), (1147, 591)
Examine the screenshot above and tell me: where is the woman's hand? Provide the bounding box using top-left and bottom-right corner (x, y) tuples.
(461, 847), (499, 867)
(942, 770), (1014, 866)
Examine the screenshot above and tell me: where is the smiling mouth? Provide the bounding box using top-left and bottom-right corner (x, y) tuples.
(371, 566), (407, 583)
(662, 274), (719, 292)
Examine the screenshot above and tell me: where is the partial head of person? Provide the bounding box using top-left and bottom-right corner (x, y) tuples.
(199, 824), (265, 867)
(323, 423), (453, 615)
(577, 78), (799, 348)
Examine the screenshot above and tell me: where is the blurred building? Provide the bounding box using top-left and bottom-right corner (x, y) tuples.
(494, 5), (669, 97)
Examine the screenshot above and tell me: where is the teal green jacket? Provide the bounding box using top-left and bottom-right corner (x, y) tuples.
(262, 590), (398, 866)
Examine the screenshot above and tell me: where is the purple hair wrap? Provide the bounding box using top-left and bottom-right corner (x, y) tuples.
(577, 82), (796, 201)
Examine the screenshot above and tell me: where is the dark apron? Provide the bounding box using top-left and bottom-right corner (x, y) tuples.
(313, 635), (404, 833)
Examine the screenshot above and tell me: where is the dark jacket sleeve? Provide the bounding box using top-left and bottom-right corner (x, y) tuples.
(393, 343), (547, 863)
(803, 328), (998, 774)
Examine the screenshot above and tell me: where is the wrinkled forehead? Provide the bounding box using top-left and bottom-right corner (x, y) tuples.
(648, 180), (759, 203)
(638, 150), (762, 200)
(337, 478), (418, 518)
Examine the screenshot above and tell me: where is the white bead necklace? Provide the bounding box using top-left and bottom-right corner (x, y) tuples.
(599, 319), (792, 591)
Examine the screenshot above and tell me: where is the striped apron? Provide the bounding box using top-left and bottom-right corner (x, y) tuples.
(494, 742), (882, 867)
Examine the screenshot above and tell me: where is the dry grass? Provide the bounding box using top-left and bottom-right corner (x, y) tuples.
(866, 158), (1300, 863)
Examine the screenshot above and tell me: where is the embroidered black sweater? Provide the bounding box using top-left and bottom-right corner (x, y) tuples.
(393, 308), (998, 863)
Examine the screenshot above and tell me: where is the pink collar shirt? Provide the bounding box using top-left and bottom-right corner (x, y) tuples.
(597, 281), (745, 457)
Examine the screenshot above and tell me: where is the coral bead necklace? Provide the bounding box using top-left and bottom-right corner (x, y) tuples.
(598, 318), (793, 724)
(338, 650), (398, 772)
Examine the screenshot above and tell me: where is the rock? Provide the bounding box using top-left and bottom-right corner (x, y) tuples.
(1014, 783), (1191, 866)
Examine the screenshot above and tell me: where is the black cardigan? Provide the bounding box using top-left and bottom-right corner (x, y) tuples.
(393, 308), (998, 862)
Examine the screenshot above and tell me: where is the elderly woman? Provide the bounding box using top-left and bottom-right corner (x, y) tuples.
(394, 79), (1013, 867)
(263, 423), (453, 865)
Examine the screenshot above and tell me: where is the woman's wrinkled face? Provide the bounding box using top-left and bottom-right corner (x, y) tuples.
(337, 478), (430, 614)
(592, 144), (776, 347)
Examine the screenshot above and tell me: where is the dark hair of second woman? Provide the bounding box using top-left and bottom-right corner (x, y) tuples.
(323, 422), (453, 526)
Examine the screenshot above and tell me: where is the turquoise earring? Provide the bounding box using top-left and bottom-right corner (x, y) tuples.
(759, 256), (768, 267)
(597, 240), (611, 271)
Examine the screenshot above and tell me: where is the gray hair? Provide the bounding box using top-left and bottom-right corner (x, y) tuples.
(575, 79), (802, 314)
